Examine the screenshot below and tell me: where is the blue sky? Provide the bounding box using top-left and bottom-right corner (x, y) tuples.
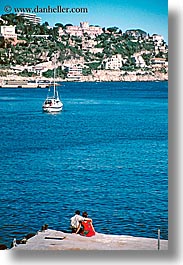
(1, 0), (168, 42)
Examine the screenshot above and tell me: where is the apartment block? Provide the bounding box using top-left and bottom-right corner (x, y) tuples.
(17, 13), (41, 24)
(102, 54), (123, 70)
(65, 65), (83, 80)
(58, 21), (103, 38)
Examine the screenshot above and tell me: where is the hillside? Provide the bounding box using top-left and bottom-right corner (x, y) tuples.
(0, 13), (168, 81)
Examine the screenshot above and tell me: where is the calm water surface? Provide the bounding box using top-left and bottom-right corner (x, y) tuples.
(0, 82), (168, 247)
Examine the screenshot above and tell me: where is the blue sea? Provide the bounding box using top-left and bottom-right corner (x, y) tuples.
(0, 81), (168, 248)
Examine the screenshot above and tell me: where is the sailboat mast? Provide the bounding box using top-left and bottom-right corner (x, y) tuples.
(53, 65), (56, 98)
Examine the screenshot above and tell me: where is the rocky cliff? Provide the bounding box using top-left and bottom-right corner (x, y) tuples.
(80, 70), (168, 82)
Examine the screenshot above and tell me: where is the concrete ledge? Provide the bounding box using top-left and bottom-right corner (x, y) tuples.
(11, 229), (168, 251)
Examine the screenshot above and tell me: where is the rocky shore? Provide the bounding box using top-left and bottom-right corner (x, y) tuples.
(0, 69), (168, 83)
(80, 70), (168, 82)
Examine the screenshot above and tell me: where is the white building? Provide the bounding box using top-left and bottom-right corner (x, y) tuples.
(66, 26), (83, 37)
(151, 57), (167, 68)
(103, 54), (123, 70)
(58, 22), (103, 38)
(17, 13), (41, 24)
(82, 39), (96, 50)
(89, 48), (103, 54)
(81, 22), (103, 37)
(0, 25), (17, 39)
(65, 64), (83, 80)
(132, 54), (146, 68)
(58, 27), (65, 36)
(151, 34), (164, 46)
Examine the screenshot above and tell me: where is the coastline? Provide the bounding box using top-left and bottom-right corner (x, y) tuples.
(0, 71), (168, 84)
(79, 70), (168, 82)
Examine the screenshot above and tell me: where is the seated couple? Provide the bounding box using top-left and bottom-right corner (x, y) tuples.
(70, 210), (95, 237)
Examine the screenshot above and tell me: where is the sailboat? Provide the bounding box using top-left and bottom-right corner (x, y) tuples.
(42, 62), (63, 113)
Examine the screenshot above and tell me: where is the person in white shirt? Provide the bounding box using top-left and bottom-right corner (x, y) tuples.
(70, 210), (84, 233)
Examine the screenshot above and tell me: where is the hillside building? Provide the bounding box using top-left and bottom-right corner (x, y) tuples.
(58, 22), (103, 38)
(0, 25), (17, 45)
(17, 13), (41, 24)
(65, 65), (83, 81)
(151, 34), (164, 46)
(132, 54), (146, 68)
(151, 57), (167, 68)
(102, 54), (123, 70)
(0, 25), (17, 39)
(125, 29), (147, 39)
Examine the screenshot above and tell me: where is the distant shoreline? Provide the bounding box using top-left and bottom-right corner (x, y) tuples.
(0, 73), (168, 85)
(0, 80), (168, 88)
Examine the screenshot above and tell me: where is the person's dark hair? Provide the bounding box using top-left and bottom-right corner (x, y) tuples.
(75, 210), (80, 215)
(82, 211), (88, 218)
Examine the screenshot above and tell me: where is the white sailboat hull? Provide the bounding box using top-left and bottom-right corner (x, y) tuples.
(42, 105), (63, 113)
(42, 100), (63, 113)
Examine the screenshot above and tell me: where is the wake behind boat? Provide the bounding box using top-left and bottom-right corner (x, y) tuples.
(42, 59), (63, 113)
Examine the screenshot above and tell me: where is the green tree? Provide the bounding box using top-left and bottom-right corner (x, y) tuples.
(42, 69), (54, 78)
(107, 27), (118, 34)
(55, 23), (63, 28)
(82, 67), (91, 76)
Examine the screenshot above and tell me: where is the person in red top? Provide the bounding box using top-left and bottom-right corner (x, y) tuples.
(76, 211), (95, 237)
